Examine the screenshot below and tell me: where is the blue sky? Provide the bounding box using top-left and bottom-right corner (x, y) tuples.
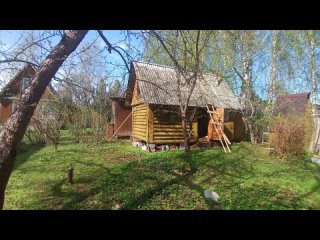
(0, 30), (317, 103)
(0, 30), (143, 89)
(0, 30), (131, 50)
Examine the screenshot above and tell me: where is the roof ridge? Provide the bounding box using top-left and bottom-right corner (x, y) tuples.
(277, 92), (310, 99)
(133, 60), (176, 70)
(133, 61), (218, 77)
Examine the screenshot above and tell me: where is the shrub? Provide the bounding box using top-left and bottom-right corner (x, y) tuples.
(269, 115), (312, 157)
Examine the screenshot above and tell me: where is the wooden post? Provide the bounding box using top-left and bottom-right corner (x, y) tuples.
(67, 164), (74, 184)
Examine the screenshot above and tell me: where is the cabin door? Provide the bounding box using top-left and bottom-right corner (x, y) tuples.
(198, 108), (209, 138)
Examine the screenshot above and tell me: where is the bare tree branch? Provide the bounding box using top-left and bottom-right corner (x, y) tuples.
(97, 30), (130, 72)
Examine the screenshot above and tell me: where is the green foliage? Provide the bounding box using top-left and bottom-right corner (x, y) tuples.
(109, 79), (124, 98)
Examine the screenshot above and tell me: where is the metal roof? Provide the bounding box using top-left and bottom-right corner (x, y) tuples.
(272, 92), (310, 116)
(131, 61), (242, 109)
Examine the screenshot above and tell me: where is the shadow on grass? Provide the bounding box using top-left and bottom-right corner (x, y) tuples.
(295, 164), (320, 206)
(48, 177), (101, 210)
(15, 142), (47, 169)
(42, 143), (317, 210)
(44, 149), (228, 210)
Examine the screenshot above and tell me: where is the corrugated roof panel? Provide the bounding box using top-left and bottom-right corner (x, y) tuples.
(133, 61), (242, 109)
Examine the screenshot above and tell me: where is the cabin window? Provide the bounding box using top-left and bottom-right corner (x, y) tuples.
(224, 109), (235, 122)
(22, 77), (30, 90)
(224, 110), (229, 122)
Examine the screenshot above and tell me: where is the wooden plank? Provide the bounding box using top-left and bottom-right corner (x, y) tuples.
(134, 124), (147, 127)
(153, 120), (196, 124)
(133, 126), (146, 131)
(153, 136), (185, 140)
(134, 110), (147, 114)
(133, 131), (146, 137)
(133, 113), (147, 118)
(153, 129), (195, 134)
(133, 108), (148, 113)
(193, 110), (198, 140)
(148, 105), (153, 142)
(133, 131), (147, 137)
(153, 137), (196, 141)
(133, 125), (147, 130)
(133, 124), (146, 128)
(154, 132), (185, 136)
(153, 120), (182, 124)
(134, 113), (147, 117)
(133, 135), (147, 141)
(153, 134), (196, 138)
(133, 117), (147, 121)
(153, 130), (186, 134)
(132, 134), (146, 140)
(134, 123), (147, 126)
(133, 120), (147, 124)
(133, 129), (146, 135)
(134, 105), (147, 110)
(133, 123), (147, 127)
(153, 127), (190, 131)
(133, 127), (146, 132)
(134, 108), (147, 112)
(153, 123), (190, 127)
(153, 137), (196, 142)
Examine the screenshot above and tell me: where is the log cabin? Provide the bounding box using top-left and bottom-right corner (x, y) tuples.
(106, 97), (132, 139)
(0, 63), (56, 128)
(124, 61), (245, 145)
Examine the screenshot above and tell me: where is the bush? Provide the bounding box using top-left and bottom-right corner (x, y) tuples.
(269, 115), (311, 157)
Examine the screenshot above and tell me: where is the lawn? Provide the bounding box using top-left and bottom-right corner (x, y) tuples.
(4, 133), (320, 210)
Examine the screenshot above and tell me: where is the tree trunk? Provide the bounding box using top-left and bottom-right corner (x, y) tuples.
(0, 30), (88, 210)
(310, 33), (317, 115)
(238, 31), (255, 144)
(181, 113), (190, 152)
(241, 57), (254, 143)
(269, 30), (278, 102)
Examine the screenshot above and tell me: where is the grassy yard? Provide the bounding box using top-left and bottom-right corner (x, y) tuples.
(4, 133), (320, 210)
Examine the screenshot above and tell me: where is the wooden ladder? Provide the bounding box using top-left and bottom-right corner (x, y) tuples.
(206, 104), (231, 153)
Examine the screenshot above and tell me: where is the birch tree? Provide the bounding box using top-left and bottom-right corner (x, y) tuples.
(307, 30), (318, 114)
(268, 30), (279, 102)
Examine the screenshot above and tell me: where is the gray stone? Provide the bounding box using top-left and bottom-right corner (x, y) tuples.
(147, 144), (155, 149)
(147, 144), (156, 152)
(311, 156), (320, 164)
(141, 145), (147, 151)
(204, 189), (220, 202)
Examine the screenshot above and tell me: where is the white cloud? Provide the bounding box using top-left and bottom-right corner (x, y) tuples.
(116, 42), (128, 50)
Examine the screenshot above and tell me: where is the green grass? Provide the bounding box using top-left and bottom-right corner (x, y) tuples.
(4, 134), (320, 210)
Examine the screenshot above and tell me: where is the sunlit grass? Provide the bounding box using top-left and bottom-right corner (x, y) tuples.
(4, 134), (320, 210)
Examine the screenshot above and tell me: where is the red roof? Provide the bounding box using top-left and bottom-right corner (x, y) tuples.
(272, 92), (311, 116)
(276, 92), (310, 99)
